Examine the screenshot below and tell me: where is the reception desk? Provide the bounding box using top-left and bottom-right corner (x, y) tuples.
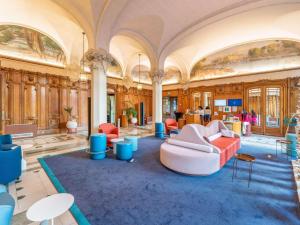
(185, 114), (201, 125)
(224, 121), (241, 135)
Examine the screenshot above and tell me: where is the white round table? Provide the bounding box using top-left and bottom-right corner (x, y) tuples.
(111, 138), (124, 154)
(26, 193), (74, 225)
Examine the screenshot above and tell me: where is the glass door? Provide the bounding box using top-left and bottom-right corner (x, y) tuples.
(264, 87), (282, 135)
(247, 86), (283, 136)
(248, 88), (263, 133)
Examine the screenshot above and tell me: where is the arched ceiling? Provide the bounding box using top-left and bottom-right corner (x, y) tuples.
(2, 0), (300, 83)
(0, 0), (87, 67)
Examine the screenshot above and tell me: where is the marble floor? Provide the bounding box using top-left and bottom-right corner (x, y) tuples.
(10, 129), (299, 225)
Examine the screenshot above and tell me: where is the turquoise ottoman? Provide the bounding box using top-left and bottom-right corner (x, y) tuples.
(124, 136), (138, 151)
(0, 192), (15, 225)
(155, 122), (165, 139)
(0, 184), (6, 194)
(90, 133), (107, 160)
(286, 133), (297, 159)
(116, 142), (133, 160)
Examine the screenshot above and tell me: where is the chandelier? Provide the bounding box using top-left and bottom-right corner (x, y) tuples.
(79, 32), (88, 81)
(137, 53), (143, 90)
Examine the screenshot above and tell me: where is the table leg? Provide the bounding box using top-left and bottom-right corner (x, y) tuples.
(248, 162), (253, 188)
(232, 158), (236, 181)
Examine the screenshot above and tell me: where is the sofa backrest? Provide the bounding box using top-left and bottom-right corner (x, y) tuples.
(173, 124), (220, 153)
(0, 135), (12, 145)
(99, 123), (117, 134)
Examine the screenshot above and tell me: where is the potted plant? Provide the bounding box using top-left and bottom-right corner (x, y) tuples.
(126, 107), (138, 124)
(64, 106), (78, 132)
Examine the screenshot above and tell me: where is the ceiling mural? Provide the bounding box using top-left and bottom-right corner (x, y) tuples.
(162, 67), (181, 85)
(190, 40), (300, 81)
(107, 58), (123, 78)
(0, 25), (66, 66)
(131, 65), (152, 84)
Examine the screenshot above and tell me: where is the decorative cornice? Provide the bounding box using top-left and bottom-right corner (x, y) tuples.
(122, 75), (134, 90)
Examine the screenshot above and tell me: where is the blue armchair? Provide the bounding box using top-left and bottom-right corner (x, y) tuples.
(0, 145), (22, 185)
(0, 192), (15, 225)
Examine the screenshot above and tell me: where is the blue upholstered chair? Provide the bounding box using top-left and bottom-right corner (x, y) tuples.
(0, 192), (15, 225)
(0, 134), (17, 150)
(0, 145), (22, 185)
(116, 142), (133, 160)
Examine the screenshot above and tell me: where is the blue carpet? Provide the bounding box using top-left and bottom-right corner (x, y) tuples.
(40, 136), (300, 225)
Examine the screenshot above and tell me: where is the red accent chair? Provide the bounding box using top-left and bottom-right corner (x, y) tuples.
(98, 123), (119, 147)
(165, 118), (178, 134)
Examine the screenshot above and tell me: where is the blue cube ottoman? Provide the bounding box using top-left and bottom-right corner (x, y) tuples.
(116, 142), (133, 160)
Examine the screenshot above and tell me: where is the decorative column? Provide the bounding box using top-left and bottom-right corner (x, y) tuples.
(151, 70), (164, 123)
(84, 49), (113, 133)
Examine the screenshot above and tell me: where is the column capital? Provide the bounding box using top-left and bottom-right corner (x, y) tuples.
(151, 69), (164, 85)
(83, 48), (114, 73)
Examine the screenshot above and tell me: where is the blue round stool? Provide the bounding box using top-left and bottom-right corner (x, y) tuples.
(0, 192), (15, 225)
(155, 122), (165, 139)
(116, 142), (133, 160)
(90, 133), (107, 160)
(0, 184), (6, 194)
(286, 133), (297, 159)
(124, 136), (138, 151)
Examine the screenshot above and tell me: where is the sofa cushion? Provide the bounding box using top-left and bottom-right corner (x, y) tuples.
(221, 129), (235, 138)
(211, 137), (240, 167)
(167, 138), (213, 153)
(207, 132), (222, 142)
(1, 144), (18, 151)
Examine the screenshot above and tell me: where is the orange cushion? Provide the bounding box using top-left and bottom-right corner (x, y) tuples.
(211, 137), (240, 167)
(167, 126), (178, 130)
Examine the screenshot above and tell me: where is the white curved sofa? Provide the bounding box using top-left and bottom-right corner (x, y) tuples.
(160, 120), (240, 175)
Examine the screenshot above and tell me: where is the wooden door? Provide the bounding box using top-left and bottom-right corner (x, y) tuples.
(246, 84), (285, 136)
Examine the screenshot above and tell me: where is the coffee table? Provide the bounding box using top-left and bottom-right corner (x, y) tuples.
(232, 154), (255, 187)
(26, 193), (74, 225)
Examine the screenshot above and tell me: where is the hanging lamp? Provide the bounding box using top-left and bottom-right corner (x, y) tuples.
(137, 53), (143, 90)
(79, 32), (87, 81)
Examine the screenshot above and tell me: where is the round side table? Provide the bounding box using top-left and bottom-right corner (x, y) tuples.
(111, 138), (124, 154)
(27, 193), (74, 225)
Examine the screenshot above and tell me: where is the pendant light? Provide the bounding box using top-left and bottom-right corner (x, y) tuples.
(79, 32), (87, 81)
(137, 53), (143, 90)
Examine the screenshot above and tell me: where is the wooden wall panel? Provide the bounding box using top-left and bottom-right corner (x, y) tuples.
(24, 85), (37, 123)
(80, 90), (88, 128)
(0, 68), (91, 134)
(70, 89), (78, 119)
